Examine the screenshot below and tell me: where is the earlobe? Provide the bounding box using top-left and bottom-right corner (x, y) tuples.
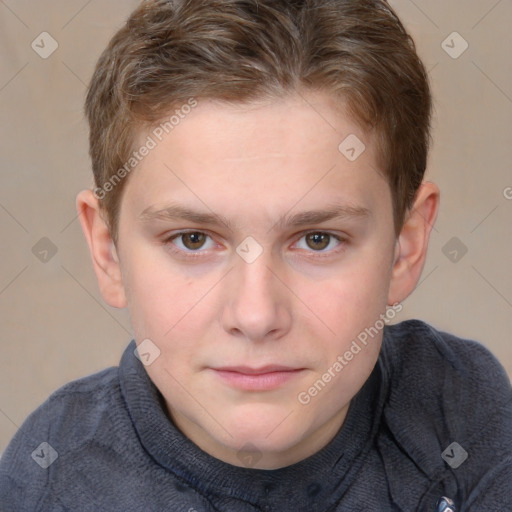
(76, 189), (127, 309)
(388, 181), (440, 305)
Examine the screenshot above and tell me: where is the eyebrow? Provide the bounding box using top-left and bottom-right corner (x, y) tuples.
(138, 202), (371, 232)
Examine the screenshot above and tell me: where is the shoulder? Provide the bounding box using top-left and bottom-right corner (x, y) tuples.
(381, 319), (511, 408)
(0, 365), (123, 509)
(17, 364), (121, 448)
(378, 319), (512, 507)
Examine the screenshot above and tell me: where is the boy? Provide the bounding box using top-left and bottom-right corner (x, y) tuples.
(1, 0), (510, 510)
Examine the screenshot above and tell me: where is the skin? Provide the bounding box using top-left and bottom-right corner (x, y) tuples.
(77, 91), (439, 469)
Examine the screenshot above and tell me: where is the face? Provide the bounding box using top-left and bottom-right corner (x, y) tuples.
(114, 92), (398, 469)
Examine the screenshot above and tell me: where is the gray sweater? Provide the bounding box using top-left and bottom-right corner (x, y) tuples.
(1, 320), (511, 511)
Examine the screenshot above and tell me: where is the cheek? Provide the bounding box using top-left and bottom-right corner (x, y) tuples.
(122, 249), (224, 366)
(298, 258), (392, 334)
(121, 246), (192, 336)
(290, 252), (393, 383)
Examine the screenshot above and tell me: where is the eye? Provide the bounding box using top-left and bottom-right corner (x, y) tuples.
(166, 231), (216, 252)
(294, 232), (344, 253)
(163, 230), (346, 259)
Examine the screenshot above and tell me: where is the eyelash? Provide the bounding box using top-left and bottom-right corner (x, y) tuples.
(162, 230), (348, 260)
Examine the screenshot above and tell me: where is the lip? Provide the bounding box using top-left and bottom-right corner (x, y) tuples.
(215, 365), (299, 375)
(211, 365), (305, 391)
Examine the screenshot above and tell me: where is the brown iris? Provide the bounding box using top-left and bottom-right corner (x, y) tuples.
(181, 232), (207, 250)
(305, 232), (330, 251)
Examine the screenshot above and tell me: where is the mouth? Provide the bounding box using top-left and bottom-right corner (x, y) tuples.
(211, 365), (306, 391)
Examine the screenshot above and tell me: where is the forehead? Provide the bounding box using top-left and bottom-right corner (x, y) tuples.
(122, 92), (390, 226)
(142, 92), (373, 161)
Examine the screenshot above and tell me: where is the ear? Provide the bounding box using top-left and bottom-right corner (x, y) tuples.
(388, 181), (440, 305)
(76, 189), (127, 308)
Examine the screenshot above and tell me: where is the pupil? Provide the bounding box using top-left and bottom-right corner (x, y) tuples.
(184, 232), (205, 249)
(307, 233), (329, 250)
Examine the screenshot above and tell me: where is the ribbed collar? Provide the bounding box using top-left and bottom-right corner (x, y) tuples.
(119, 338), (388, 511)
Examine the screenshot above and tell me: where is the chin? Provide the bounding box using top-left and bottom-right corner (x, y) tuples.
(221, 405), (306, 450)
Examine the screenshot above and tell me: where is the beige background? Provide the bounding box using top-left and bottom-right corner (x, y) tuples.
(0, 0), (511, 454)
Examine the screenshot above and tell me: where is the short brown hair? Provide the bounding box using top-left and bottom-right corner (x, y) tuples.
(85, 0), (432, 243)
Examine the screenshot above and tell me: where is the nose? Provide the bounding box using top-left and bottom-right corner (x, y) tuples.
(221, 251), (292, 342)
